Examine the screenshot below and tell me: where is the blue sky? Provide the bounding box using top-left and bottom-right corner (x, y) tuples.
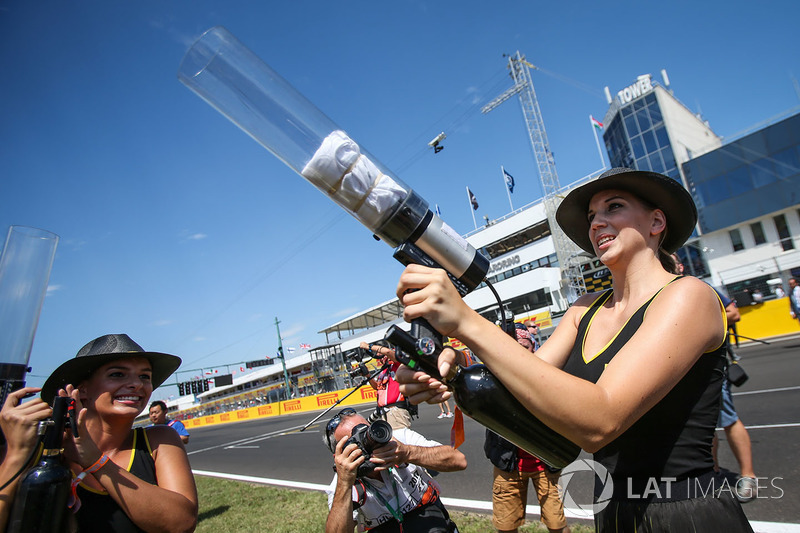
(2, 1), (798, 400)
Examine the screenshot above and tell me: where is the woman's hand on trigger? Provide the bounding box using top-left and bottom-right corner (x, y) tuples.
(396, 264), (468, 339)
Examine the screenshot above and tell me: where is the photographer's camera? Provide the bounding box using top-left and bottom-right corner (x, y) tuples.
(346, 420), (392, 477)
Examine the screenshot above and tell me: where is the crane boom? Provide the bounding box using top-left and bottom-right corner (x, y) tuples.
(483, 51), (586, 301)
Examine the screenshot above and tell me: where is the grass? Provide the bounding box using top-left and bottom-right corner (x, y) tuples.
(194, 475), (595, 532)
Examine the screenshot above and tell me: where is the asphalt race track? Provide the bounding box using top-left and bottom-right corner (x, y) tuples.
(185, 335), (800, 531)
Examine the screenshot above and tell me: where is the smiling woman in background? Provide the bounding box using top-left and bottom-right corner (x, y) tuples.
(38, 333), (197, 533)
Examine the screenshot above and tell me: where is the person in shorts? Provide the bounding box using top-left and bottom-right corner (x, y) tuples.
(483, 327), (570, 533)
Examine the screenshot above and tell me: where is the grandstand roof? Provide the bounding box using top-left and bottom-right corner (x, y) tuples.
(318, 296), (404, 341)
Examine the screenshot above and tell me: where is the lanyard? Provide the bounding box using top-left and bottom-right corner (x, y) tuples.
(366, 468), (403, 526)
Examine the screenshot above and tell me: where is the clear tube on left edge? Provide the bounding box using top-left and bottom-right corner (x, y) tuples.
(0, 225), (59, 416)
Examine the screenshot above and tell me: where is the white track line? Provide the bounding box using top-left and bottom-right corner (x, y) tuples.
(192, 470), (800, 532)
(734, 386), (800, 396)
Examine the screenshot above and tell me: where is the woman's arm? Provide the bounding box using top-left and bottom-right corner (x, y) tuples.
(396, 265), (723, 452)
(394, 264), (596, 404)
(76, 426), (198, 533)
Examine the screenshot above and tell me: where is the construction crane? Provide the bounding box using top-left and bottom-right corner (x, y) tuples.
(481, 51), (587, 301)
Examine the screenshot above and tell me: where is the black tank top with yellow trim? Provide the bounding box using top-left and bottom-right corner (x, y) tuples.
(561, 278), (726, 482)
(75, 426), (157, 532)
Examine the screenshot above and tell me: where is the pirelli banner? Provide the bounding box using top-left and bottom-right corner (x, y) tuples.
(181, 385), (378, 429)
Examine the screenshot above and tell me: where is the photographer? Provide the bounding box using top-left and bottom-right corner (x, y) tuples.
(324, 408), (466, 533)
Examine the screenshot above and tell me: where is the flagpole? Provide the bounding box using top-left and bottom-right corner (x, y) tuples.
(591, 115), (606, 169)
(466, 186), (477, 230)
(501, 165), (513, 212)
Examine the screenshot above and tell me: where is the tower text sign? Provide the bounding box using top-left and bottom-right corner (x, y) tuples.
(617, 75), (653, 105)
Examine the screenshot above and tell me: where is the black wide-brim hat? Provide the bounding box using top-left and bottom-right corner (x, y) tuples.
(41, 334), (181, 403)
(555, 167), (698, 256)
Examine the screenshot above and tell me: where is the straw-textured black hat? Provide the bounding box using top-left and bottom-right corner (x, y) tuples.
(555, 167), (697, 256)
(41, 334), (181, 403)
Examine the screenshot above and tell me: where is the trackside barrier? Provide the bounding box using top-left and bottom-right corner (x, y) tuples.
(180, 300), (792, 430)
(182, 384), (377, 429)
(736, 296), (800, 340)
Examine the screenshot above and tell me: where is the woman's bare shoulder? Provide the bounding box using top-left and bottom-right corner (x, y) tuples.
(143, 425), (184, 447)
(662, 276), (718, 301)
(571, 290), (610, 311)
(649, 276), (723, 328)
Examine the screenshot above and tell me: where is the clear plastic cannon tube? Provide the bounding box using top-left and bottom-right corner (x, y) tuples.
(0, 226), (59, 367)
(0, 225), (58, 397)
(178, 26), (487, 288)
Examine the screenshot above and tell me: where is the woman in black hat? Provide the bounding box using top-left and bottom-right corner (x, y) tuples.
(39, 333), (198, 532)
(394, 168), (752, 532)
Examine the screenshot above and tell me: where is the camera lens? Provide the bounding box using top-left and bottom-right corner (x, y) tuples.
(366, 420), (392, 448)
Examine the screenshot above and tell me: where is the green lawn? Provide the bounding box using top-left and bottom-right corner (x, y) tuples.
(195, 475), (594, 532)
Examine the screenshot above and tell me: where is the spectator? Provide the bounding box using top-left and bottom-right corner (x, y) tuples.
(149, 400), (190, 445)
(672, 255), (758, 503)
(484, 326), (570, 533)
(788, 278), (800, 324)
(437, 399), (454, 419)
(324, 407), (466, 532)
(750, 289), (763, 304)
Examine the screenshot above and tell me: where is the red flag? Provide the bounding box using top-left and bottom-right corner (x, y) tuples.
(449, 407), (465, 449)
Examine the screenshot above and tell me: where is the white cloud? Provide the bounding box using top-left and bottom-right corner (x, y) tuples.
(46, 284), (63, 295)
(333, 307), (359, 318)
(150, 319), (172, 327)
(466, 86), (481, 105)
(188, 233), (207, 241)
(281, 324), (304, 338)
(149, 18), (197, 48)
